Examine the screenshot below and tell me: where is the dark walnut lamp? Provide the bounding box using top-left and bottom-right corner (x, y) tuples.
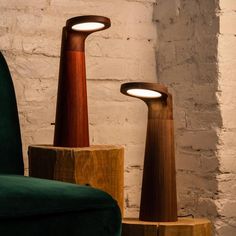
(54, 15), (111, 147)
(121, 82), (177, 222)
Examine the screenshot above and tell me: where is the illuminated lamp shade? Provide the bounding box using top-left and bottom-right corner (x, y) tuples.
(72, 22), (105, 31)
(120, 82), (178, 222)
(126, 88), (162, 98)
(53, 15), (111, 147)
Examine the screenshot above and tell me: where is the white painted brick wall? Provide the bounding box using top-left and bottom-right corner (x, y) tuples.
(155, 0), (221, 235)
(156, 0), (236, 235)
(217, 0), (236, 235)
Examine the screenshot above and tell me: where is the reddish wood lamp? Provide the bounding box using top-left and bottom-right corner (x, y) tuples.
(121, 82), (177, 222)
(54, 15), (111, 147)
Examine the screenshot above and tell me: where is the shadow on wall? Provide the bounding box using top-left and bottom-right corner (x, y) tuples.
(154, 0), (220, 227)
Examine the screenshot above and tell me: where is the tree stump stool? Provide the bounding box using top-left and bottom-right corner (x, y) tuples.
(28, 145), (124, 214)
(122, 218), (212, 236)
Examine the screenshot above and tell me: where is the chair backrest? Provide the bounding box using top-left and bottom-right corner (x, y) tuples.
(0, 52), (24, 175)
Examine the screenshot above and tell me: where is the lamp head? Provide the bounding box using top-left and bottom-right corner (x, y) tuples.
(66, 15), (111, 33)
(120, 82), (168, 101)
(64, 15), (111, 51)
(121, 82), (173, 119)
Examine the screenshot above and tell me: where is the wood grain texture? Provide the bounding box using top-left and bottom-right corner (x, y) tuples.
(28, 145), (124, 214)
(122, 218), (212, 236)
(139, 96), (177, 222)
(140, 119), (177, 222)
(54, 49), (89, 147)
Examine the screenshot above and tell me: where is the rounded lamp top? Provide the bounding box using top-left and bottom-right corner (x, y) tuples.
(66, 15), (111, 32)
(120, 82), (169, 100)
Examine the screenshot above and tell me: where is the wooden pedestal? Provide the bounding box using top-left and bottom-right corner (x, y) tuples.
(122, 218), (212, 236)
(28, 145), (124, 214)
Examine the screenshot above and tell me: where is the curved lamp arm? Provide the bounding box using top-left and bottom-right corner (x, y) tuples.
(121, 82), (173, 119)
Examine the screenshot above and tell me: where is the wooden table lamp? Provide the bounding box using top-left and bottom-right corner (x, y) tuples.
(121, 82), (177, 222)
(54, 15), (111, 147)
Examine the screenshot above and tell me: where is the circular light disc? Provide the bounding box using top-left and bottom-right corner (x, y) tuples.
(72, 22), (105, 31)
(127, 89), (162, 98)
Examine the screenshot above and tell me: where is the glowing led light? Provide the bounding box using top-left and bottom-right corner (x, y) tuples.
(127, 88), (162, 98)
(72, 22), (105, 31)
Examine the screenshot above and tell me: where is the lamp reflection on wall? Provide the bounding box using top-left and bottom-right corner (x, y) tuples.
(54, 15), (111, 147)
(121, 82), (177, 222)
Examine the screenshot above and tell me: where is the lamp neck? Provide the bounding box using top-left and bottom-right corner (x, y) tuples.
(63, 27), (89, 51)
(146, 95), (173, 120)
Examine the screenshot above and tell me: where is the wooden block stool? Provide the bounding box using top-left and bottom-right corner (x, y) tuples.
(122, 218), (212, 236)
(28, 145), (124, 214)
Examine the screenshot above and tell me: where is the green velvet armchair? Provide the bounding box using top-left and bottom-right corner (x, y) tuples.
(0, 51), (121, 236)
